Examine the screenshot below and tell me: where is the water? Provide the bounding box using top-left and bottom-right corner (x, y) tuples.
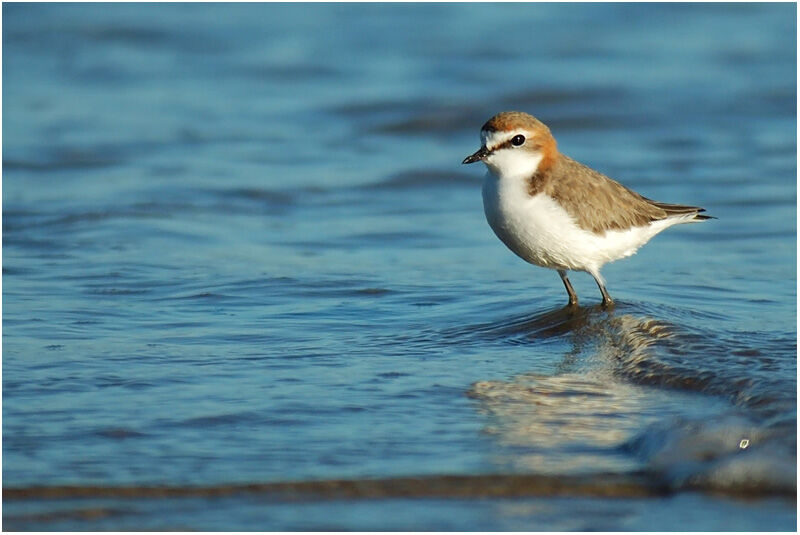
(2, 3), (796, 530)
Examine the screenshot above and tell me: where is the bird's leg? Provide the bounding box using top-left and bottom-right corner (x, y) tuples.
(558, 269), (579, 307)
(590, 272), (614, 307)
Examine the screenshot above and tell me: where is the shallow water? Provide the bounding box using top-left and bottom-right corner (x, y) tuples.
(2, 3), (796, 531)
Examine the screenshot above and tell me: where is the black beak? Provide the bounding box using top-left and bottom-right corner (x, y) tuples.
(462, 146), (489, 165)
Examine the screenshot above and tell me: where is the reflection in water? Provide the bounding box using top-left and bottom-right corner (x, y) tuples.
(468, 305), (686, 474)
(467, 304), (796, 496)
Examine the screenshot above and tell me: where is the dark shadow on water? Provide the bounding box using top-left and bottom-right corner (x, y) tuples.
(455, 301), (658, 348)
(483, 302), (611, 339)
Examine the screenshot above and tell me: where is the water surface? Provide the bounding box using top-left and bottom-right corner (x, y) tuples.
(3, 3), (796, 530)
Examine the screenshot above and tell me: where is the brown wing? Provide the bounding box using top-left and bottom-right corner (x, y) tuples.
(539, 156), (707, 234)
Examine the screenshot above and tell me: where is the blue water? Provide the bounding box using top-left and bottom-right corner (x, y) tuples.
(3, 2), (796, 530)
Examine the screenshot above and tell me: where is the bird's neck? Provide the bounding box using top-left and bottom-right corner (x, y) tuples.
(487, 151), (560, 199)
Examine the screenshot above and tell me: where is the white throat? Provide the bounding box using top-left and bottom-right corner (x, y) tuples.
(484, 149), (544, 180)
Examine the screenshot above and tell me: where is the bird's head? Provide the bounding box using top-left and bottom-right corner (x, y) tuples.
(463, 111), (558, 178)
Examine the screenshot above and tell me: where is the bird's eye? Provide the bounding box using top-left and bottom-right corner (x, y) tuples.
(511, 134), (526, 146)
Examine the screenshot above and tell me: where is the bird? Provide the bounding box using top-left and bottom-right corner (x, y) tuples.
(462, 111), (711, 307)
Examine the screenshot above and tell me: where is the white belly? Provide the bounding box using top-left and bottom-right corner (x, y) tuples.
(481, 172), (678, 273)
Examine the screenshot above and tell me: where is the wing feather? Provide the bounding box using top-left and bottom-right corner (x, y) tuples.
(538, 156), (708, 234)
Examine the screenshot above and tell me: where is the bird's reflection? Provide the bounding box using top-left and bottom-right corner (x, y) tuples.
(468, 303), (677, 474)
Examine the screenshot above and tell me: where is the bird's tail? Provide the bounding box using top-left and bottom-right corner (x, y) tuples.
(649, 200), (714, 223)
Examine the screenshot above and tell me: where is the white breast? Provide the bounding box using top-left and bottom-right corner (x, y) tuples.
(481, 170), (685, 274)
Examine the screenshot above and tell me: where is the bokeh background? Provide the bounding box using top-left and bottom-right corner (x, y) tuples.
(3, 3), (796, 530)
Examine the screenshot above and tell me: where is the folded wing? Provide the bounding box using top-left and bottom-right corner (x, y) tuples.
(541, 156), (710, 235)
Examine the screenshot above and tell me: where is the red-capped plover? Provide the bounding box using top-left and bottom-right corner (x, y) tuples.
(463, 111), (711, 307)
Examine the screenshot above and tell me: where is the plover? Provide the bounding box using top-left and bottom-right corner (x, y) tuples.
(463, 111), (711, 307)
